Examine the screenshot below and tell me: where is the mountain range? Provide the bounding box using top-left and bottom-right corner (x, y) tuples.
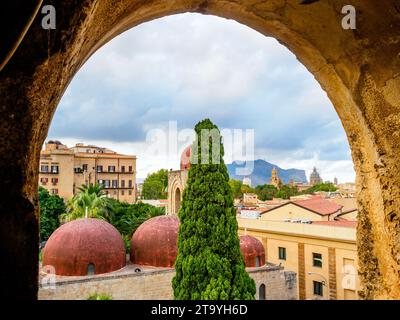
(227, 159), (308, 187)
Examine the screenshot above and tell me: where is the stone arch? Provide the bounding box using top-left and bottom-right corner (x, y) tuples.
(0, 1), (399, 299)
(174, 188), (182, 215)
(259, 283), (266, 300)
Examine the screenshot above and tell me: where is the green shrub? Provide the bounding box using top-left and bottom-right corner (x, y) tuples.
(87, 293), (112, 300)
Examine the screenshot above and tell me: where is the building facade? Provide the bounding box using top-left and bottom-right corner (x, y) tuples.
(237, 218), (359, 300)
(39, 141), (136, 203)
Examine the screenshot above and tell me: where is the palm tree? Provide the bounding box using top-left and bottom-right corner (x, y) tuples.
(60, 184), (113, 222)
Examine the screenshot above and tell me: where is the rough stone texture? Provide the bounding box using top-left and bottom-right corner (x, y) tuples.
(0, 0), (399, 299)
(38, 264), (297, 300)
(42, 218), (126, 276)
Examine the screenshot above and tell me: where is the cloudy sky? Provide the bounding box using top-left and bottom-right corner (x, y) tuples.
(48, 13), (355, 182)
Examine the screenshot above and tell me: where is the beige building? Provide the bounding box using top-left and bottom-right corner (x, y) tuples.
(238, 218), (359, 300)
(39, 141), (136, 203)
(260, 196), (345, 222)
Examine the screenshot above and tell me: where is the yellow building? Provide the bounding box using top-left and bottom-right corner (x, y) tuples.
(238, 217), (359, 300)
(39, 141), (137, 203)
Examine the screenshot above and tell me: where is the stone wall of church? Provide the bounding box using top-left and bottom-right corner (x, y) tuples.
(167, 170), (188, 215)
(38, 265), (297, 300)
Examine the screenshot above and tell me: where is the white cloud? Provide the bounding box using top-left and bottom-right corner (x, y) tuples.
(49, 13), (356, 183)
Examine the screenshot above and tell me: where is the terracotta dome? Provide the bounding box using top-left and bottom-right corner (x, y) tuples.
(180, 146), (191, 170)
(131, 215), (179, 267)
(42, 218), (126, 276)
(240, 235), (266, 267)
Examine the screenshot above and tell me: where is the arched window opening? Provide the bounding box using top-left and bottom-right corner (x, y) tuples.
(87, 263), (95, 275)
(175, 188), (181, 214)
(259, 284), (266, 300)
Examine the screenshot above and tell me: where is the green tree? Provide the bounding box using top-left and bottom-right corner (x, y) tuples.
(60, 184), (112, 222)
(302, 182), (337, 194)
(229, 179), (243, 198)
(275, 184), (299, 199)
(142, 169), (169, 199)
(254, 184), (278, 201)
(39, 187), (66, 240)
(172, 119), (255, 300)
(108, 200), (165, 251)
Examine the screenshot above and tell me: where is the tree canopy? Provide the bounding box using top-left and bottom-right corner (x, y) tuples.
(39, 187), (66, 241)
(142, 169), (169, 199)
(60, 184), (112, 222)
(301, 182), (338, 194)
(172, 119), (255, 300)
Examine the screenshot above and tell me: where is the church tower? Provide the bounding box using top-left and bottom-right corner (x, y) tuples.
(310, 167), (323, 186)
(270, 167), (281, 189)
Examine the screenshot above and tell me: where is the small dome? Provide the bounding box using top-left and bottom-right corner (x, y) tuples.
(131, 215), (179, 267)
(180, 146), (191, 170)
(42, 218), (126, 276)
(240, 235), (266, 267)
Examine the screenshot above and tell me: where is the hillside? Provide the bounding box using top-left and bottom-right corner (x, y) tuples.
(227, 159), (307, 187)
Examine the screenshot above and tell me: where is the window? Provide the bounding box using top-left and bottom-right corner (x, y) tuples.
(51, 165), (59, 173)
(104, 180), (110, 188)
(40, 165), (49, 173)
(51, 189), (58, 195)
(51, 178), (58, 185)
(121, 180), (125, 188)
(313, 253), (323, 268)
(82, 164), (88, 171)
(112, 180), (118, 188)
(128, 190), (132, 196)
(279, 247), (286, 260)
(128, 180), (132, 188)
(121, 166), (125, 173)
(128, 166), (132, 172)
(87, 263), (95, 275)
(313, 281), (323, 296)
(96, 165), (103, 173)
(255, 256), (261, 267)
(259, 284), (266, 300)
(108, 165), (115, 172)
(121, 190), (125, 196)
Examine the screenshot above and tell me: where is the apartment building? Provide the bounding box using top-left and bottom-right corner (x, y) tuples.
(39, 141), (136, 203)
(237, 195), (359, 300)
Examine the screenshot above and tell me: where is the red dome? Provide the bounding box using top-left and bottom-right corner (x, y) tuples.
(240, 235), (266, 267)
(131, 215), (179, 267)
(42, 218), (126, 276)
(180, 146), (191, 170)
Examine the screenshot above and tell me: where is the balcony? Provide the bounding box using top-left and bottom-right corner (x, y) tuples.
(39, 170), (59, 174)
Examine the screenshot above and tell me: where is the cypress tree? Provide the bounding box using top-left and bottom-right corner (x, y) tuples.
(172, 119), (256, 300)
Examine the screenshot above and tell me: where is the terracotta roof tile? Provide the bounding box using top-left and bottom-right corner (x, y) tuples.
(293, 198), (342, 216)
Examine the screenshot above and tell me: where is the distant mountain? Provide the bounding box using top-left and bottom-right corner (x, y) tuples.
(227, 159), (307, 187)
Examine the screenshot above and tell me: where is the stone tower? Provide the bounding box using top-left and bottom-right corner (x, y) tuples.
(310, 167), (323, 186)
(334, 177), (338, 186)
(270, 167), (281, 189)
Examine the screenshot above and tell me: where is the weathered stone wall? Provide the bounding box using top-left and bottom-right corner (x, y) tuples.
(38, 266), (297, 300)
